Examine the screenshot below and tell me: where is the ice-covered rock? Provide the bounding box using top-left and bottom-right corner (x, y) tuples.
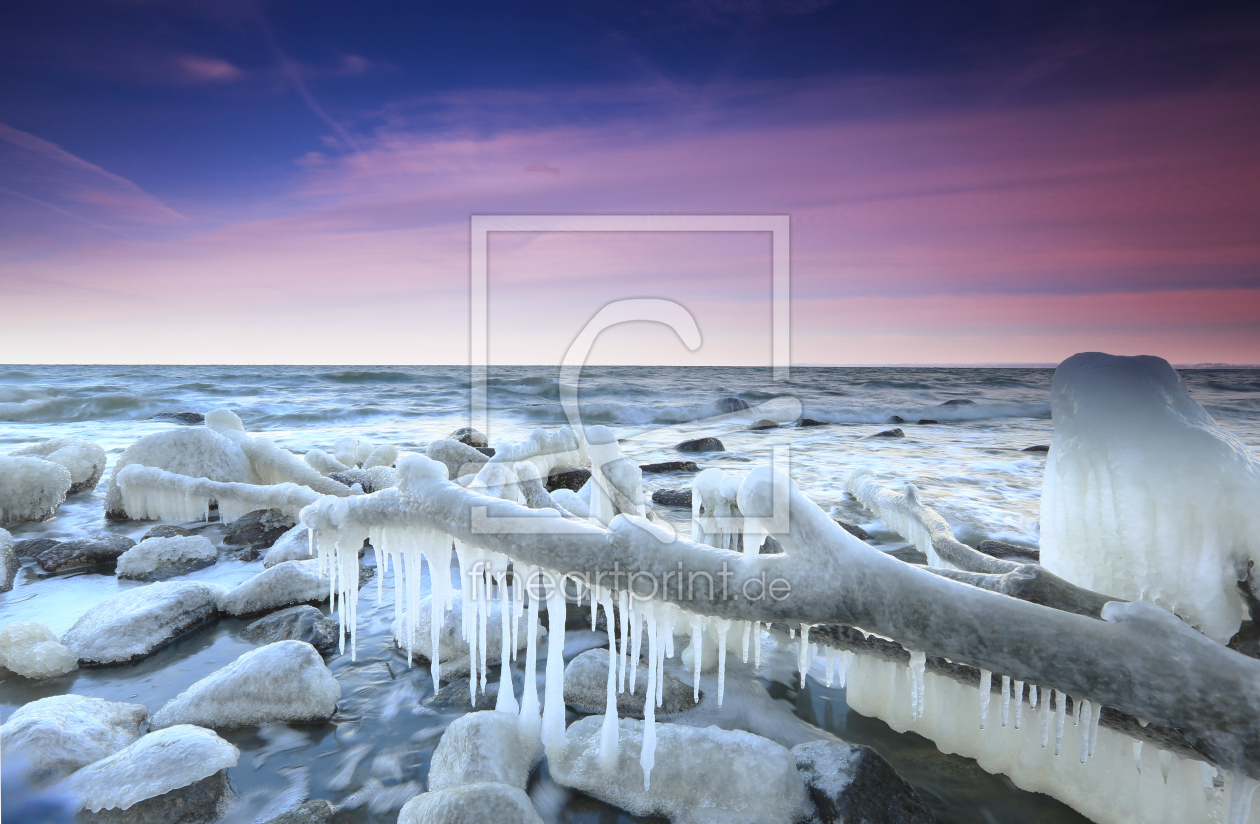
(426, 439), (489, 480)
(397, 783), (543, 824)
(328, 466), (398, 493)
(1041, 352), (1260, 642)
(263, 525), (314, 568)
(428, 711), (542, 792)
(104, 427), (259, 519)
(242, 605), (339, 651)
(223, 508), (295, 549)
(116, 535), (217, 581)
(0, 694), (147, 781)
(0, 621), (78, 679)
(362, 443), (399, 469)
(151, 640), (340, 729)
(448, 427), (489, 448)
(11, 438), (107, 494)
(36, 534), (136, 573)
(0, 526), (17, 593)
(551, 716), (809, 824)
(141, 524), (195, 540)
(0, 455), (71, 525)
(217, 560), (330, 616)
(61, 581), (225, 665)
(563, 648), (696, 717)
(545, 466), (590, 493)
(391, 592), (542, 675)
(792, 739), (934, 824)
(260, 800), (335, 824)
(64, 724), (238, 816)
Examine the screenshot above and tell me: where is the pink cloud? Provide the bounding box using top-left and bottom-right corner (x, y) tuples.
(172, 55), (245, 83)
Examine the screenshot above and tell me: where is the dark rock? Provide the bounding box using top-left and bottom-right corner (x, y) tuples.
(1, 542), (16, 593)
(676, 437), (725, 453)
(80, 769), (234, 824)
(231, 546), (262, 562)
(36, 535), (136, 573)
(870, 428), (905, 439)
(917, 419), (939, 425)
(760, 535), (784, 554)
(14, 537), (62, 557)
(749, 419), (779, 430)
(426, 677), (500, 711)
(242, 605), (340, 652)
(938, 399), (976, 406)
(716, 397), (751, 413)
(147, 412), (205, 425)
(888, 415), (906, 424)
(1022, 444), (1050, 452)
(793, 740), (935, 824)
(651, 488), (692, 508)
(976, 540), (1040, 563)
(546, 466), (591, 493)
(474, 446), (496, 457)
(141, 524), (195, 541)
(835, 520), (870, 541)
(448, 427), (488, 448)
(222, 509), (295, 550)
(796, 418), (828, 427)
(640, 461), (699, 473)
(259, 800), (334, 824)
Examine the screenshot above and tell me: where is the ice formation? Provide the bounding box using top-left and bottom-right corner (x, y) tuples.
(304, 447), (348, 476)
(207, 414), (352, 497)
(117, 464), (322, 523)
(60, 580), (226, 665)
(398, 782), (544, 824)
(0, 526), (15, 593)
(10, 438), (107, 493)
(151, 640), (340, 729)
(0, 455), (71, 525)
(427, 710), (543, 791)
(0, 621), (78, 679)
(389, 591), (541, 679)
(550, 716), (810, 824)
(846, 471), (949, 567)
(64, 724), (239, 813)
(115, 534), (217, 580)
(0, 694), (147, 782)
(1041, 352), (1260, 643)
(263, 525), (314, 567)
(217, 559), (330, 616)
(104, 427), (258, 518)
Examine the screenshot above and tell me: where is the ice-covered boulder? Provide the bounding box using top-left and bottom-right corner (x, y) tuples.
(0, 621), (78, 679)
(397, 783), (543, 824)
(0, 526), (17, 592)
(104, 427), (259, 519)
(36, 534), (136, 573)
(141, 523), (195, 540)
(328, 466), (397, 493)
(241, 605), (339, 651)
(1041, 353), (1260, 642)
(551, 717), (809, 824)
(0, 694), (147, 781)
(217, 560), (330, 616)
(428, 711), (542, 792)
(61, 581), (225, 665)
(0, 455), (71, 525)
(64, 724), (238, 817)
(11, 438), (107, 494)
(563, 648), (696, 717)
(263, 525), (313, 568)
(792, 739), (934, 824)
(426, 439), (489, 480)
(151, 640), (340, 729)
(116, 535), (217, 581)
(391, 592), (542, 675)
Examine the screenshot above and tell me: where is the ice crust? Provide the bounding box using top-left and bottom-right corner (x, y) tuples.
(0, 455), (71, 525)
(427, 710), (542, 791)
(116, 535), (217, 580)
(0, 694), (148, 781)
(263, 525), (314, 567)
(64, 724), (239, 812)
(61, 581), (226, 664)
(217, 559), (330, 616)
(1041, 353), (1260, 643)
(11, 438), (107, 493)
(551, 716), (810, 824)
(0, 526), (16, 593)
(0, 621), (78, 679)
(397, 782), (544, 824)
(105, 427), (258, 517)
(151, 640), (340, 729)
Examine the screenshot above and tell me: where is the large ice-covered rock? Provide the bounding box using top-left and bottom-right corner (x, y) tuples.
(391, 592), (542, 675)
(263, 525), (314, 568)
(64, 724), (238, 815)
(1041, 353), (1260, 642)
(0, 455), (71, 525)
(217, 560), (330, 616)
(0, 621), (78, 679)
(0, 526), (17, 593)
(11, 438), (108, 494)
(61, 581), (225, 665)
(563, 648), (696, 717)
(397, 783), (543, 824)
(0, 694), (148, 781)
(551, 717), (809, 824)
(116, 535), (217, 581)
(428, 711), (542, 791)
(104, 427), (259, 519)
(151, 640), (340, 729)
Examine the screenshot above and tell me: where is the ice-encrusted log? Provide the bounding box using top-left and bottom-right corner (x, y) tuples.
(926, 566), (1115, 619)
(104, 427), (258, 519)
(471, 427), (586, 486)
(306, 454), (1260, 780)
(116, 465), (322, 523)
(207, 410), (351, 497)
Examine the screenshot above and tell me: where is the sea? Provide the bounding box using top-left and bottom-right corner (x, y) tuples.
(2, 364), (1259, 823)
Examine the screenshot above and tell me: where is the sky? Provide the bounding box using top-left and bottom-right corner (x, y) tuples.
(1, 0), (1258, 366)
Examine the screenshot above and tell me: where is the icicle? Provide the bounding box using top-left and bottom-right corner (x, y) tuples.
(978, 669), (992, 729)
(640, 600), (659, 790)
(477, 564), (489, 693)
(824, 648), (836, 687)
(1078, 700), (1093, 763)
(838, 650), (852, 688)
(510, 569), (523, 660)
(1000, 675), (1011, 727)
(518, 565), (542, 742)
(542, 581), (567, 761)
(1013, 680), (1025, 729)
(628, 597), (641, 695)
(494, 559), (519, 714)
(741, 620), (751, 663)
(427, 533), (453, 691)
(754, 621), (762, 669)
(1029, 683), (1039, 710)
(1230, 775), (1260, 824)
(1088, 700), (1101, 757)
(1054, 692), (1067, 755)
(597, 586), (619, 772)
(689, 612), (704, 704)
(797, 624), (815, 689)
(1040, 691), (1051, 748)
(657, 605), (673, 704)
(714, 618), (730, 707)
(908, 650), (926, 720)
(617, 589), (629, 693)
(1074, 695), (1083, 726)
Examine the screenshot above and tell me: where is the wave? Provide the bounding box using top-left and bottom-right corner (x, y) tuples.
(320, 370), (418, 384)
(0, 393), (155, 423)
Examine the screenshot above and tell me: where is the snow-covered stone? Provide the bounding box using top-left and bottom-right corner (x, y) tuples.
(428, 711), (542, 792)
(11, 438), (107, 494)
(116, 535), (217, 581)
(104, 427), (258, 519)
(217, 560), (329, 616)
(551, 716), (809, 824)
(397, 783), (543, 824)
(64, 724), (238, 814)
(0, 455), (71, 525)
(391, 592), (542, 675)
(0, 621), (78, 679)
(792, 739), (934, 824)
(0, 694), (147, 781)
(1041, 352), (1260, 642)
(263, 525), (313, 568)
(61, 581), (225, 665)
(151, 640), (340, 729)
(426, 439), (488, 480)
(563, 648), (696, 717)
(0, 526), (17, 593)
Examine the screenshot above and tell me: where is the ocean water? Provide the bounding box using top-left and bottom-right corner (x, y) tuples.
(2, 364), (1258, 823)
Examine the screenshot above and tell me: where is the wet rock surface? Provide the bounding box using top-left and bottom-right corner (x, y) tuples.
(797, 418), (828, 427)
(640, 461), (699, 473)
(36, 535), (136, 573)
(447, 427), (488, 448)
(260, 799), (335, 824)
(716, 397), (751, 413)
(793, 739), (935, 824)
(141, 524), (196, 540)
(870, 428), (905, 439)
(835, 520), (870, 541)
(14, 536), (62, 557)
(651, 488), (692, 508)
(242, 605), (340, 652)
(976, 539), (1040, 563)
(1022, 444), (1051, 452)
(148, 412), (206, 425)
(675, 437), (725, 453)
(749, 419), (780, 430)
(222, 509), (294, 550)
(918, 419), (939, 425)
(563, 648), (697, 717)
(546, 466), (591, 493)
(79, 769), (235, 824)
